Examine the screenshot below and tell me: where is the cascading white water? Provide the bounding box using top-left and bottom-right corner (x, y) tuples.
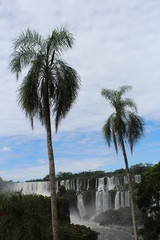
(107, 176), (115, 190)
(96, 178), (105, 214)
(121, 191), (125, 207)
(77, 194), (86, 218)
(115, 191), (120, 210)
(102, 190), (109, 212)
(125, 191), (130, 207)
(124, 175), (128, 184)
(77, 179), (80, 192)
(11, 181), (50, 196)
(86, 179), (90, 190)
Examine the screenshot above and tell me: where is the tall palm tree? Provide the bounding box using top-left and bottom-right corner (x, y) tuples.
(101, 85), (144, 240)
(10, 27), (80, 240)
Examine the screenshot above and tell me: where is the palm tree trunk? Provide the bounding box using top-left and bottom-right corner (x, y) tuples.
(44, 65), (59, 240)
(46, 119), (59, 240)
(121, 139), (138, 240)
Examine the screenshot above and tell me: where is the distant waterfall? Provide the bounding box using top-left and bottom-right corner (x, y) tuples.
(8, 181), (50, 196)
(115, 191), (120, 210)
(77, 194), (86, 218)
(2, 174), (140, 219)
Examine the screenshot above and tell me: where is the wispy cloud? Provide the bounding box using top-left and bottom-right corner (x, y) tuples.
(0, 155), (120, 181)
(0, 147), (11, 153)
(0, 0), (160, 137)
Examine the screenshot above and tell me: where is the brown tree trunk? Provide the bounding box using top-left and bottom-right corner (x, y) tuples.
(44, 64), (59, 240)
(121, 139), (138, 240)
(46, 119), (59, 240)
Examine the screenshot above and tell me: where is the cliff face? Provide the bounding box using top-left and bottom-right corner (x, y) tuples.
(1, 174), (141, 219)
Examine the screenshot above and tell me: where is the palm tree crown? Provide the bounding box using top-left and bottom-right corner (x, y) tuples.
(102, 85), (144, 154)
(10, 27), (80, 131)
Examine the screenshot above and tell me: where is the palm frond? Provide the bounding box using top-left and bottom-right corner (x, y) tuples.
(112, 123), (118, 154)
(127, 113), (144, 154)
(13, 29), (43, 50)
(101, 88), (114, 102)
(118, 85), (132, 97)
(10, 49), (36, 79)
(122, 98), (137, 112)
(17, 55), (44, 128)
(53, 60), (80, 131)
(48, 27), (74, 56)
(10, 29), (44, 80)
(101, 88), (117, 108)
(101, 85), (144, 154)
(102, 116), (112, 147)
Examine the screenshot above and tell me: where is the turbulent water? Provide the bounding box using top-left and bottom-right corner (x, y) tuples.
(71, 215), (135, 240)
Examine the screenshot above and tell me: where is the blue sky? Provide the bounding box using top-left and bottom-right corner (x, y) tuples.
(0, 0), (160, 181)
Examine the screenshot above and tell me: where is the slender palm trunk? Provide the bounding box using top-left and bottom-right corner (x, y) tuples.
(121, 139), (138, 240)
(46, 118), (59, 240)
(44, 64), (59, 240)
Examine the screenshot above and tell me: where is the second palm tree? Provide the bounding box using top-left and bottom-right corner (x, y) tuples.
(101, 85), (144, 240)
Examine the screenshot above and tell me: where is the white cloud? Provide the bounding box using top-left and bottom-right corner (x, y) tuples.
(0, 164), (49, 182)
(0, 0), (160, 136)
(55, 157), (116, 173)
(37, 158), (48, 164)
(0, 155), (120, 181)
(0, 147), (11, 153)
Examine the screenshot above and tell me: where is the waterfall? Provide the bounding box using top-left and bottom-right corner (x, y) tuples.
(124, 176), (128, 184)
(115, 191), (120, 210)
(121, 191), (125, 207)
(107, 176), (115, 190)
(60, 179), (70, 190)
(77, 194), (86, 218)
(125, 191), (130, 207)
(10, 181), (50, 196)
(2, 174), (139, 219)
(96, 178), (105, 214)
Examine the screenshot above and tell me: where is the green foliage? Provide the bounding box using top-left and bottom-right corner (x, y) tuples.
(56, 172), (73, 181)
(138, 217), (160, 240)
(130, 163), (153, 175)
(0, 191), (52, 240)
(57, 187), (78, 214)
(10, 27), (80, 132)
(59, 224), (98, 240)
(94, 207), (143, 226)
(113, 168), (126, 175)
(137, 162), (160, 214)
(57, 197), (70, 224)
(101, 85), (144, 154)
(136, 162), (160, 239)
(56, 171), (106, 181)
(0, 191), (98, 240)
